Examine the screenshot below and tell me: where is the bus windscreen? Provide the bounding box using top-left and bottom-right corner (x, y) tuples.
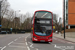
(34, 25), (52, 36)
(34, 11), (52, 36)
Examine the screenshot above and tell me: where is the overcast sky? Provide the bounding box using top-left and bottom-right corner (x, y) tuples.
(8, 0), (63, 18)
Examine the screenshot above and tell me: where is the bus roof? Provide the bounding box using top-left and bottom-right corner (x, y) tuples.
(34, 10), (53, 13)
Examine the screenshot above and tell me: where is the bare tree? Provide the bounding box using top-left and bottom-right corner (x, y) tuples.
(1, 0), (10, 19)
(20, 12), (31, 30)
(53, 14), (62, 33)
(2, 10), (15, 32)
(1, 0), (10, 28)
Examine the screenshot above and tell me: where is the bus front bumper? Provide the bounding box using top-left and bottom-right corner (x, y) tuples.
(32, 38), (52, 42)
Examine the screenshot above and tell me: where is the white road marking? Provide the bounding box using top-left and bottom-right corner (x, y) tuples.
(54, 44), (63, 50)
(28, 42), (32, 44)
(1, 46), (6, 50)
(13, 42), (25, 44)
(14, 39), (18, 41)
(9, 45), (26, 48)
(26, 34), (30, 39)
(36, 48), (39, 50)
(25, 34), (30, 42)
(27, 46), (30, 50)
(28, 42), (34, 48)
(30, 44), (34, 48)
(25, 34), (31, 50)
(8, 41), (13, 45)
(49, 42), (56, 46)
(53, 44), (74, 50)
(25, 34), (39, 50)
(26, 42), (28, 45)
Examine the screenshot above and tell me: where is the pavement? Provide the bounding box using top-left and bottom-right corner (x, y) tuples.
(64, 32), (75, 38)
(0, 33), (75, 50)
(53, 33), (75, 43)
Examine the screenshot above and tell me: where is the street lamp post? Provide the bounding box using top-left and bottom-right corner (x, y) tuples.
(14, 11), (16, 34)
(0, 1), (2, 34)
(64, 0), (65, 39)
(14, 10), (20, 34)
(20, 14), (22, 26)
(10, 17), (13, 34)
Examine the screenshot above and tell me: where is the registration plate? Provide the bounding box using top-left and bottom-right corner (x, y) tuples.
(40, 40), (45, 42)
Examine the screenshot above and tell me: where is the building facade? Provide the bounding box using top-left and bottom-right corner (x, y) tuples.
(66, 0), (75, 29)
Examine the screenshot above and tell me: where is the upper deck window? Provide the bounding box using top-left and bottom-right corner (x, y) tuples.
(35, 11), (52, 19)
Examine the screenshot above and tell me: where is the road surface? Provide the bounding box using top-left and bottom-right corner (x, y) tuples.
(0, 33), (75, 50)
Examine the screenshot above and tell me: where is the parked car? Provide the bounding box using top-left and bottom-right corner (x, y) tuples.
(21, 31), (25, 33)
(1, 31), (7, 34)
(7, 31), (12, 34)
(17, 31), (25, 33)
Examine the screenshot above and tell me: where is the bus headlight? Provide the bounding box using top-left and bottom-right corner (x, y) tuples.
(33, 36), (38, 41)
(48, 39), (52, 41)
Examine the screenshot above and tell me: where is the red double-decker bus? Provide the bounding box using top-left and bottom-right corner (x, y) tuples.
(31, 10), (53, 43)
